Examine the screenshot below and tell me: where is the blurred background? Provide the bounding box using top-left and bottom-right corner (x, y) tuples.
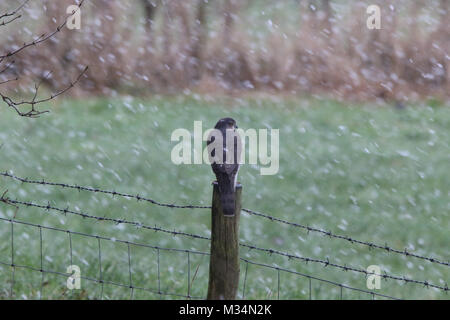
(0, 1), (449, 300)
(0, 0), (448, 101)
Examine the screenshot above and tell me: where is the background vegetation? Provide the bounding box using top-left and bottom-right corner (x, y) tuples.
(0, 0), (448, 101)
(0, 1), (448, 300)
(1, 96), (449, 299)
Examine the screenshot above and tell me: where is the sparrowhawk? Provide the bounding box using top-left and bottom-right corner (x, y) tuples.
(207, 118), (241, 216)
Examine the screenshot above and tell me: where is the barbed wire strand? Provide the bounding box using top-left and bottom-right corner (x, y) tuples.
(239, 243), (449, 292)
(0, 172), (210, 209)
(0, 217), (401, 300)
(0, 196), (210, 241)
(2, 171), (448, 268)
(241, 207), (450, 268)
(0, 217), (205, 299)
(1, 196), (447, 293)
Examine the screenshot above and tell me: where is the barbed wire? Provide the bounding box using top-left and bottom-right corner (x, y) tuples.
(0, 172), (210, 210)
(0, 217), (401, 300)
(241, 207), (450, 268)
(0, 218), (204, 300)
(2, 171), (448, 269)
(1, 192), (447, 294)
(239, 243), (449, 293)
(0, 195), (210, 241)
(0, 216), (209, 257)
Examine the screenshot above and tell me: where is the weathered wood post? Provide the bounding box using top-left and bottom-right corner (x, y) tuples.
(207, 181), (242, 300)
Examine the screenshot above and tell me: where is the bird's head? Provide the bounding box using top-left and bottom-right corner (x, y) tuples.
(215, 117), (238, 130)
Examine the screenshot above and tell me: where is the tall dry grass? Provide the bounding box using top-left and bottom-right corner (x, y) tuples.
(1, 0), (448, 101)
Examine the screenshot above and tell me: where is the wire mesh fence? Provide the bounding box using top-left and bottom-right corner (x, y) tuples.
(0, 171), (448, 300)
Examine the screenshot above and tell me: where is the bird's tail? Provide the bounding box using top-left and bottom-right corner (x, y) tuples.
(217, 175), (236, 216)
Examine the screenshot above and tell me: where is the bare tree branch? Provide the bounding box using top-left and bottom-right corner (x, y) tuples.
(0, 66), (88, 118)
(0, 0), (30, 24)
(0, 0), (87, 118)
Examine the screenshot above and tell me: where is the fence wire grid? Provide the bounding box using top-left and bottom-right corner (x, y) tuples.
(0, 171), (448, 300)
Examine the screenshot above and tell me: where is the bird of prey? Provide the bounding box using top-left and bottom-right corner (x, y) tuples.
(207, 118), (241, 216)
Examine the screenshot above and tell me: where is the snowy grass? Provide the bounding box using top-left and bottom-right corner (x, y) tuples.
(0, 95), (449, 299)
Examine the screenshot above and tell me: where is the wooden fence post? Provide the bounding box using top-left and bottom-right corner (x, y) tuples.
(207, 181), (242, 300)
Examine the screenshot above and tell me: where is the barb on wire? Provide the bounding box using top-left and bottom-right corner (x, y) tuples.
(0, 195), (210, 242)
(241, 207), (450, 268)
(0, 217), (400, 300)
(2, 171), (448, 269)
(0, 217), (210, 257)
(0, 192), (447, 294)
(239, 242), (449, 292)
(0, 172), (210, 209)
(0, 172), (450, 267)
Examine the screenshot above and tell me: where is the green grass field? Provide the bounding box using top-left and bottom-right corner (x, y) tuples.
(0, 95), (449, 299)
